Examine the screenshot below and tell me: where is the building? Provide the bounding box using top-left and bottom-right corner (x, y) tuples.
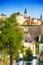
(24, 18), (41, 25)
(22, 34), (35, 56)
(16, 9), (42, 56)
(16, 9), (42, 25)
(16, 12), (25, 24)
(16, 8), (29, 24)
(39, 35), (43, 54)
(0, 14), (6, 20)
(24, 8), (28, 17)
(31, 18), (41, 25)
(21, 25), (36, 56)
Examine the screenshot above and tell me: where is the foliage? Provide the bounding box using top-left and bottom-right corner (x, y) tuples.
(0, 13), (23, 65)
(25, 47), (33, 58)
(41, 51), (43, 54)
(35, 42), (39, 55)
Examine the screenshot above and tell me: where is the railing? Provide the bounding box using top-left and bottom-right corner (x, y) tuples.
(23, 61), (32, 65)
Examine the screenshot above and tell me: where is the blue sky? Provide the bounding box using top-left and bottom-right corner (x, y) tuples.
(0, 0), (43, 18)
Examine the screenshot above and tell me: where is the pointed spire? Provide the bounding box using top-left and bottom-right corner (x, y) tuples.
(24, 8), (28, 17)
(40, 14), (42, 20)
(24, 8), (27, 13)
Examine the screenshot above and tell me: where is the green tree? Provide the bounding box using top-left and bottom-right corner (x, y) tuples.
(25, 47), (33, 58)
(35, 42), (39, 55)
(0, 13), (23, 65)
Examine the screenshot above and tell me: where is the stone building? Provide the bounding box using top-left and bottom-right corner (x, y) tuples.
(16, 8), (42, 25)
(39, 35), (43, 54)
(0, 14), (6, 20)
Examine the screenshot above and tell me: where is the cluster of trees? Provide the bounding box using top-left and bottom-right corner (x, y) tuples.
(0, 13), (33, 65)
(0, 13), (23, 65)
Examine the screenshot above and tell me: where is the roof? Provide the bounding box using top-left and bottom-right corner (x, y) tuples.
(23, 19), (30, 24)
(30, 17), (42, 21)
(24, 16), (30, 19)
(1, 14), (6, 16)
(40, 35), (43, 43)
(24, 36), (33, 43)
(17, 12), (23, 16)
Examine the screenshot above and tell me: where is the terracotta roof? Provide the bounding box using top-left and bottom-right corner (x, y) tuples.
(23, 18), (30, 24)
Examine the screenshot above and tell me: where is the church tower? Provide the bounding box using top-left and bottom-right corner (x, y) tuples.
(40, 14), (42, 20)
(24, 8), (27, 17)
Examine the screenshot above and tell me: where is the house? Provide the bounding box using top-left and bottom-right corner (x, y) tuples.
(22, 33), (36, 56)
(16, 8), (29, 24)
(0, 14), (6, 20)
(16, 12), (25, 24)
(16, 9), (42, 25)
(23, 17), (31, 25)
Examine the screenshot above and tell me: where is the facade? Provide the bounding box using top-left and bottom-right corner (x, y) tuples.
(23, 38), (35, 56)
(39, 35), (43, 54)
(31, 18), (41, 25)
(16, 9), (42, 56)
(16, 13), (25, 24)
(24, 8), (28, 17)
(24, 18), (42, 25)
(16, 9), (28, 24)
(16, 9), (42, 25)
(22, 25), (36, 56)
(0, 14), (6, 20)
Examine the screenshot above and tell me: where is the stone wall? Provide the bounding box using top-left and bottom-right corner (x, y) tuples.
(27, 25), (41, 39)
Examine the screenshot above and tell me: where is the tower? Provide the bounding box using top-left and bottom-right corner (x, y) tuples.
(24, 8), (27, 17)
(40, 14), (42, 20)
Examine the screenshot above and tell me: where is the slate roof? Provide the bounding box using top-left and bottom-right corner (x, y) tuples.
(17, 12), (23, 16)
(1, 14), (6, 16)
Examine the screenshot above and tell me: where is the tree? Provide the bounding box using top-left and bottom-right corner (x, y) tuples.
(25, 47), (33, 58)
(35, 42), (39, 55)
(0, 13), (23, 65)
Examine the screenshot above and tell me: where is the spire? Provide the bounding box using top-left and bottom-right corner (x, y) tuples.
(24, 8), (27, 13)
(24, 8), (27, 17)
(40, 14), (42, 20)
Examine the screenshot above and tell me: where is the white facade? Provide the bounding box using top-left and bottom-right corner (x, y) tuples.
(34, 18), (38, 24)
(0, 14), (6, 20)
(16, 15), (42, 25)
(39, 43), (43, 53)
(16, 15), (25, 24)
(0, 15), (2, 18)
(24, 13), (28, 17)
(38, 20), (41, 25)
(23, 40), (35, 56)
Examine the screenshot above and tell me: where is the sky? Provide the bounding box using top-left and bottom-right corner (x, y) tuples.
(0, 0), (43, 18)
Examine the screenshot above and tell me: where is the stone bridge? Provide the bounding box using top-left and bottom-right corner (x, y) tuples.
(28, 25), (42, 38)
(28, 25), (43, 41)
(22, 25), (43, 41)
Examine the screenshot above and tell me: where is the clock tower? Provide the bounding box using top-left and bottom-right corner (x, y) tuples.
(24, 8), (27, 17)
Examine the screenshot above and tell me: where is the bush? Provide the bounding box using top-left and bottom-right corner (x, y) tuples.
(24, 47), (33, 58)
